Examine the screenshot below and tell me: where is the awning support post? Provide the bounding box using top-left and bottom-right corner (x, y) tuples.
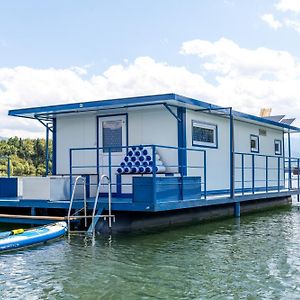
(45, 124), (50, 176)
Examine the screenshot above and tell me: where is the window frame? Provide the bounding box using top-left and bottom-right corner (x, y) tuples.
(192, 120), (218, 149)
(250, 134), (259, 153)
(274, 139), (282, 156)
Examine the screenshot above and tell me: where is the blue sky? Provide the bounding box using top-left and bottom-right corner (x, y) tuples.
(1, 0), (297, 72)
(1, 0), (300, 140)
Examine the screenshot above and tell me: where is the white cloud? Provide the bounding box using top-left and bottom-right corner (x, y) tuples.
(261, 14), (282, 29)
(2, 38), (300, 138)
(180, 38), (296, 79)
(276, 0), (300, 13)
(0, 59), (215, 137)
(262, 1), (300, 33)
(181, 38), (300, 122)
(285, 18), (300, 32)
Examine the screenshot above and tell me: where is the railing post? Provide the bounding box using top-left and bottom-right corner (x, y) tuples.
(265, 156), (268, 193)
(252, 154), (255, 194)
(96, 146), (100, 185)
(297, 158), (300, 202)
(241, 153), (244, 195)
(204, 151), (207, 200)
(108, 148), (112, 189)
(229, 107), (235, 199)
(69, 149), (73, 200)
(7, 157), (11, 178)
(152, 145), (157, 204)
(83, 177), (87, 228)
(45, 124), (50, 176)
(288, 130), (292, 190)
(277, 157), (280, 192)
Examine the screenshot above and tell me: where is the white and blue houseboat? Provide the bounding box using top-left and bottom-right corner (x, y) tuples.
(1, 93), (300, 233)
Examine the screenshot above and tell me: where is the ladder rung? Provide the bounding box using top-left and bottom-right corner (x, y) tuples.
(69, 214), (115, 220)
(67, 174), (115, 232)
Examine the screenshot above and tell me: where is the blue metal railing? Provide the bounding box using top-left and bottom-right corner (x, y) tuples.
(284, 157), (300, 201)
(0, 156), (11, 178)
(234, 152), (287, 195)
(69, 146), (299, 202)
(69, 144), (207, 200)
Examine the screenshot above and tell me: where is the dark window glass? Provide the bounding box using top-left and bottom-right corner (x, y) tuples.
(193, 127), (214, 143)
(251, 139), (256, 149)
(102, 120), (122, 153)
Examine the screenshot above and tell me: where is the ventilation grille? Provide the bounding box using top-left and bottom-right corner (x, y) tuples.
(259, 129), (267, 136)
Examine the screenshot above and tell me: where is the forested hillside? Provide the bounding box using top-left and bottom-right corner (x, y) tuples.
(0, 137), (51, 176)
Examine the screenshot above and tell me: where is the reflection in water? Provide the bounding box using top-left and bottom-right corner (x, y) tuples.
(0, 207), (300, 299)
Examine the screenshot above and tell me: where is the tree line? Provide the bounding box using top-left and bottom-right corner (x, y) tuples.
(0, 137), (52, 176)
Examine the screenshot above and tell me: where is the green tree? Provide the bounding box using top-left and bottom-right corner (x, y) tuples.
(0, 137), (52, 177)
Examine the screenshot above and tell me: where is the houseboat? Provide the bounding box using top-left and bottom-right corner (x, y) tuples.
(1, 93), (300, 233)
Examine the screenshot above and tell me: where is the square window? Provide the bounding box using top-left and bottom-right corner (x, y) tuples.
(250, 135), (259, 153)
(192, 121), (217, 148)
(102, 120), (122, 153)
(274, 139), (282, 155)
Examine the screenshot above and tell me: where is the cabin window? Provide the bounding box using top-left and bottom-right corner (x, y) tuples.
(274, 139), (282, 155)
(102, 120), (122, 153)
(250, 134), (259, 153)
(192, 121), (217, 148)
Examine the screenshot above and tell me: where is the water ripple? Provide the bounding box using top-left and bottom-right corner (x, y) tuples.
(1, 207), (300, 299)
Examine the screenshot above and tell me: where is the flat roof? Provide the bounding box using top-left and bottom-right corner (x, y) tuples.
(8, 93), (300, 131)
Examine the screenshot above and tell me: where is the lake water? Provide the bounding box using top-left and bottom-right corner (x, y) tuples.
(1, 205), (300, 299)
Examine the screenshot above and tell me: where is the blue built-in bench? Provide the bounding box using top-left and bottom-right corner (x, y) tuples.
(0, 178), (19, 197)
(133, 176), (202, 205)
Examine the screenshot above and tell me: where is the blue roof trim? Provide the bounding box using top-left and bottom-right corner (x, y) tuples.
(173, 94), (300, 131)
(8, 93), (176, 117)
(8, 93), (300, 131)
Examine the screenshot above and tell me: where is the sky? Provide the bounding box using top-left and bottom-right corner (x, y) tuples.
(1, 0), (300, 143)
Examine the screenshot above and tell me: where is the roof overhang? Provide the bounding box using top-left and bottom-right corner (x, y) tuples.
(8, 93), (300, 133)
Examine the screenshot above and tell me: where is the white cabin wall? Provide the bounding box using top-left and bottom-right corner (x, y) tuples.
(128, 107), (178, 172)
(186, 110), (284, 192)
(56, 113), (97, 175)
(234, 120), (284, 190)
(55, 106), (285, 194)
(186, 111), (230, 192)
(55, 107), (178, 176)
(234, 120), (283, 154)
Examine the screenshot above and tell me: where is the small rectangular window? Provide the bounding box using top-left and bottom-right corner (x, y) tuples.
(250, 134), (259, 153)
(102, 120), (122, 153)
(274, 139), (282, 155)
(192, 121), (217, 148)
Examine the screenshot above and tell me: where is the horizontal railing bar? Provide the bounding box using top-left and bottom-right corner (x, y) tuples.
(72, 165), (97, 169)
(70, 144), (206, 153)
(72, 165), (205, 168)
(234, 152), (285, 159)
(235, 180), (285, 183)
(235, 167), (284, 170)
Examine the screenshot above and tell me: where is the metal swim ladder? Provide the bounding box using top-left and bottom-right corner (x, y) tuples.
(67, 176), (87, 232)
(89, 174), (115, 234)
(67, 174), (115, 233)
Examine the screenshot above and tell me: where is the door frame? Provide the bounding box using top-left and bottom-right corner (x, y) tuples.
(96, 113), (129, 186)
